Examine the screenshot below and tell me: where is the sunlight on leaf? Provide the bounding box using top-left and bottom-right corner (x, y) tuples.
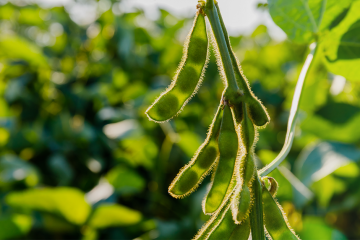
(0, 214), (32, 240)
(268, 0), (353, 43)
(323, 1), (360, 81)
(0, 36), (48, 67)
(6, 187), (91, 225)
(88, 203), (142, 229)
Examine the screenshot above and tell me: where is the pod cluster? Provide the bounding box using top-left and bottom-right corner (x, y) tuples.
(146, 1), (299, 240)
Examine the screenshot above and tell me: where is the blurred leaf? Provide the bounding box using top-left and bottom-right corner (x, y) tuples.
(6, 187), (91, 225)
(88, 203), (142, 229)
(177, 131), (201, 158)
(301, 112), (360, 143)
(299, 216), (347, 240)
(0, 214), (32, 240)
(312, 174), (346, 207)
(295, 142), (360, 186)
(315, 101), (360, 124)
(323, 1), (360, 81)
(106, 165), (145, 194)
(0, 36), (48, 67)
(118, 136), (158, 169)
(268, 0), (353, 43)
(18, 8), (43, 25)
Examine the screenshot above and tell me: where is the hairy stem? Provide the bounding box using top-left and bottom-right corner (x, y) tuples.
(250, 175), (265, 240)
(259, 43), (318, 177)
(204, 0), (240, 101)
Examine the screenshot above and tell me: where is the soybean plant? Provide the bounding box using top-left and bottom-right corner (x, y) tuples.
(146, 0), (303, 239)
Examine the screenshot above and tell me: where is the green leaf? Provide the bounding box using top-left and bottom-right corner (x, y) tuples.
(299, 216), (347, 240)
(301, 112), (360, 143)
(177, 131), (202, 157)
(6, 187), (91, 225)
(295, 141), (360, 186)
(88, 203), (142, 229)
(323, 1), (360, 81)
(268, 0), (353, 43)
(106, 165), (145, 194)
(311, 174), (347, 207)
(0, 36), (48, 67)
(0, 214), (32, 240)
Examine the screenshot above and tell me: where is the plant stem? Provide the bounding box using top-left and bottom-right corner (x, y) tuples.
(259, 43), (318, 177)
(204, 0), (240, 101)
(250, 175), (265, 240)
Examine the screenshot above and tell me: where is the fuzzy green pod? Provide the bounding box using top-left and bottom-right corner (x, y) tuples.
(262, 185), (299, 240)
(194, 199), (250, 240)
(209, 205), (250, 240)
(232, 101), (243, 126)
(215, 3), (270, 128)
(232, 154), (255, 223)
(203, 104), (238, 214)
(146, 11), (209, 122)
(195, 200), (230, 240)
(232, 106), (256, 223)
(168, 105), (223, 198)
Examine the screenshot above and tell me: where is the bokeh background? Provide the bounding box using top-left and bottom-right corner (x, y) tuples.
(0, 0), (360, 239)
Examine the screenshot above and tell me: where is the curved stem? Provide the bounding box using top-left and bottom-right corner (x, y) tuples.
(204, 0), (240, 100)
(259, 42), (318, 177)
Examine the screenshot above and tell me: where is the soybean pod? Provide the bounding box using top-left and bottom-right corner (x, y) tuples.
(208, 205), (250, 240)
(203, 103), (238, 214)
(195, 199), (230, 240)
(195, 195), (250, 240)
(146, 10), (209, 122)
(231, 104), (256, 223)
(262, 185), (299, 240)
(169, 104), (223, 198)
(215, 3), (270, 128)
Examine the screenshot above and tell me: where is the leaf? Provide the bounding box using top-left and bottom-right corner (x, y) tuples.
(0, 214), (32, 240)
(177, 131), (202, 158)
(268, 0), (353, 43)
(194, 199), (250, 240)
(6, 187), (91, 225)
(88, 203), (142, 229)
(301, 112), (360, 143)
(0, 36), (48, 67)
(106, 165), (145, 194)
(295, 141), (360, 186)
(311, 174), (347, 207)
(323, 1), (360, 81)
(299, 217), (347, 240)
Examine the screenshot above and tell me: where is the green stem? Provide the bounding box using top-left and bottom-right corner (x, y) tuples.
(259, 43), (318, 177)
(250, 175), (265, 240)
(204, 0), (240, 101)
(215, 3), (252, 101)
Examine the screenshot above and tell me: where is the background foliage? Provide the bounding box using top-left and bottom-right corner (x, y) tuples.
(0, 0), (360, 239)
